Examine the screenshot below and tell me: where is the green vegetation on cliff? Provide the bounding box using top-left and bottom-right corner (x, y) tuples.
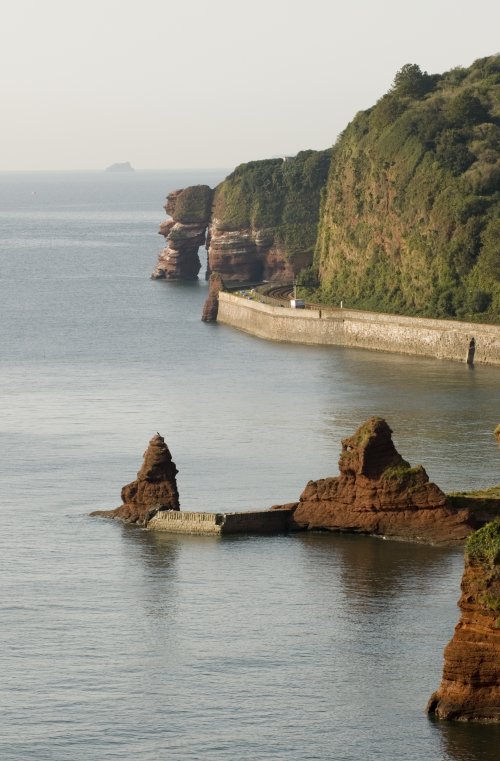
(306, 55), (500, 322)
(174, 185), (213, 224)
(212, 149), (331, 263)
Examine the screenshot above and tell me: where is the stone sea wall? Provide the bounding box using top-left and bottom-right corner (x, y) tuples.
(217, 293), (500, 365)
(147, 509), (290, 535)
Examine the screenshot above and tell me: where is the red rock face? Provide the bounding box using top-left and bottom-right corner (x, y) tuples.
(278, 418), (477, 544)
(201, 272), (225, 322)
(91, 434), (179, 525)
(152, 186), (212, 280)
(427, 524), (500, 722)
(206, 221), (298, 282)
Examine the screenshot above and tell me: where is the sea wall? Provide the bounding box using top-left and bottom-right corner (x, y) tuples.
(217, 293), (500, 365)
(147, 509), (290, 535)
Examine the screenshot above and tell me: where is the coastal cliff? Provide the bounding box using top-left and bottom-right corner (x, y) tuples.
(427, 519), (500, 722)
(91, 433), (179, 525)
(152, 185), (213, 280)
(272, 417), (482, 544)
(207, 150), (330, 281)
(152, 150), (330, 282)
(310, 55), (500, 323)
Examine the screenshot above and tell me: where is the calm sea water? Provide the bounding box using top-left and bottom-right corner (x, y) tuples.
(1, 171), (499, 760)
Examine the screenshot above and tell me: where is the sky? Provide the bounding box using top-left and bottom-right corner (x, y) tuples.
(2, 0), (500, 171)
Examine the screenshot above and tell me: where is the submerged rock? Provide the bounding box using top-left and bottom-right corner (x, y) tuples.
(427, 519), (500, 722)
(91, 433), (179, 525)
(201, 272), (225, 322)
(273, 417), (478, 544)
(152, 186), (213, 280)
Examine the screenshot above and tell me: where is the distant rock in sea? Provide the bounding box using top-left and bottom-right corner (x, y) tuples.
(105, 162), (134, 172)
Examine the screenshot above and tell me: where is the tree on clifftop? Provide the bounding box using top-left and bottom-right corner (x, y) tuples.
(391, 63), (434, 98)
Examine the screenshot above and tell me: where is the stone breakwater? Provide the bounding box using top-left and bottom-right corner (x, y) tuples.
(216, 292), (500, 365)
(147, 509), (290, 535)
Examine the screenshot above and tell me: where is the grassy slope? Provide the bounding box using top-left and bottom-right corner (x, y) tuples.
(308, 55), (500, 322)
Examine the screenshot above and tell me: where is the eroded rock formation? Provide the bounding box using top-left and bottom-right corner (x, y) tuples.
(201, 272), (225, 322)
(91, 433), (179, 525)
(427, 519), (500, 722)
(152, 185), (213, 280)
(206, 222), (300, 282)
(273, 417), (478, 544)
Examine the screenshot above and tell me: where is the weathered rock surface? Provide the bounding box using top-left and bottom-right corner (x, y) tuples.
(427, 519), (500, 722)
(91, 433), (179, 525)
(152, 185), (213, 280)
(206, 221), (300, 283)
(201, 272), (225, 322)
(272, 418), (478, 544)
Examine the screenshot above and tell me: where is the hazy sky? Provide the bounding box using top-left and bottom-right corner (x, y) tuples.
(2, 0), (500, 170)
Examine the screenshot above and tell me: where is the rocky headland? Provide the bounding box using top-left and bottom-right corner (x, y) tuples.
(152, 150), (330, 283)
(427, 519), (500, 722)
(90, 433), (179, 525)
(153, 56), (500, 324)
(152, 185), (213, 280)
(271, 417), (491, 544)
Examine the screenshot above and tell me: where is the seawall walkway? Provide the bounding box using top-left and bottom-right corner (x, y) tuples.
(217, 292), (500, 365)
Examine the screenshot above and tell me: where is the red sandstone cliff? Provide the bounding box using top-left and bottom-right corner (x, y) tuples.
(427, 519), (500, 722)
(206, 220), (303, 283)
(91, 433), (179, 525)
(273, 418), (478, 544)
(152, 186), (213, 280)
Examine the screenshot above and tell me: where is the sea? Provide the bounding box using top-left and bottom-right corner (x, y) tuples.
(0, 170), (499, 761)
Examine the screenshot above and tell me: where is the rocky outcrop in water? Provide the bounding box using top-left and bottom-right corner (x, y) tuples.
(201, 272), (225, 322)
(272, 417), (479, 544)
(427, 519), (500, 722)
(152, 185), (213, 280)
(91, 433), (179, 525)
